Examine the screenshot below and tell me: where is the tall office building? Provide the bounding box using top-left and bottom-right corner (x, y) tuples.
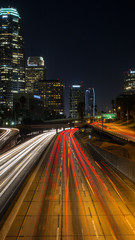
(85, 88), (95, 116)
(39, 79), (64, 119)
(69, 84), (84, 118)
(0, 8), (25, 108)
(25, 56), (46, 94)
(123, 69), (135, 93)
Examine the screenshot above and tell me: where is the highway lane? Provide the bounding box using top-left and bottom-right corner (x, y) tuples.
(1, 129), (135, 239)
(0, 130), (56, 216)
(92, 122), (135, 142)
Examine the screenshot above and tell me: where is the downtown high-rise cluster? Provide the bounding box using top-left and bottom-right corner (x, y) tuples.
(0, 7), (95, 125)
(115, 69), (135, 120)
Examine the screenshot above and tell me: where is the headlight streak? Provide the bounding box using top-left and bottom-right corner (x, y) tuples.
(1, 134), (51, 175)
(0, 133), (55, 184)
(2, 128), (135, 239)
(0, 128), (19, 148)
(0, 128), (11, 140)
(0, 131), (56, 201)
(0, 131), (54, 164)
(0, 134), (54, 195)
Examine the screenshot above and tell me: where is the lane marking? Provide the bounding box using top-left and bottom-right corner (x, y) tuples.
(82, 183), (85, 192)
(56, 227), (59, 240)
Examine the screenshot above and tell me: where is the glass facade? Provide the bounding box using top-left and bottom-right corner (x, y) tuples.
(69, 84), (84, 118)
(85, 88), (95, 116)
(39, 79), (64, 118)
(25, 57), (46, 94)
(0, 8), (25, 108)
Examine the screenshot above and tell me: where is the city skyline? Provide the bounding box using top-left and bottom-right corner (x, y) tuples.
(1, 0), (135, 116)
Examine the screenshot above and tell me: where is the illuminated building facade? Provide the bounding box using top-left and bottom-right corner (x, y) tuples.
(39, 79), (64, 119)
(85, 88), (95, 116)
(25, 56), (46, 94)
(69, 84), (84, 118)
(123, 70), (135, 93)
(0, 8), (25, 108)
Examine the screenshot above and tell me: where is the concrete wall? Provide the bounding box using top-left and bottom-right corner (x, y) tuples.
(88, 142), (135, 182)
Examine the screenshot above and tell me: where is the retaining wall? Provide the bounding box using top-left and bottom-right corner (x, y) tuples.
(88, 142), (135, 182)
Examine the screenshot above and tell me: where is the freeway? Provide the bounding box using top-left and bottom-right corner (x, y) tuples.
(92, 122), (135, 142)
(1, 129), (135, 239)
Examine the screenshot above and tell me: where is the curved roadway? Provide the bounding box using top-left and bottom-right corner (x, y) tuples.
(1, 129), (135, 240)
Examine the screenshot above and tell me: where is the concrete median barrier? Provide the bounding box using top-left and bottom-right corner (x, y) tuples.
(88, 142), (135, 182)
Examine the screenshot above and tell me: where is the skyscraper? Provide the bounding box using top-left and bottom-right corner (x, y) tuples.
(39, 79), (64, 119)
(0, 8), (25, 108)
(69, 84), (84, 118)
(123, 69), (135, 93)
(25, 56), (46, 94)
(85, 88), (95, 116)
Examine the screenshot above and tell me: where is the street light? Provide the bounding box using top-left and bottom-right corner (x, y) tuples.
(117, 106), (121, 119)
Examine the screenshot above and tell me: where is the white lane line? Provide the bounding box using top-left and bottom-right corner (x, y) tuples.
(56, 227), (59, 240)
(82, 183), (85, 192)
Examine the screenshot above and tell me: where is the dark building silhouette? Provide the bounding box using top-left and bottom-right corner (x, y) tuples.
(85, 88), (95, 116)
(13, 93), (44, 123)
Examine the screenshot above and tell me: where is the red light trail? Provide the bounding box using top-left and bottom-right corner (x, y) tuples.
(3, 128), (135, 240)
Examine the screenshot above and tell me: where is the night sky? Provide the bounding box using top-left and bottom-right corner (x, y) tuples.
(1, 0), (135, 116)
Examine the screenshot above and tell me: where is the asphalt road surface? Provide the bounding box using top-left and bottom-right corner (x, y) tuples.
(1, 129), (135, 240)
